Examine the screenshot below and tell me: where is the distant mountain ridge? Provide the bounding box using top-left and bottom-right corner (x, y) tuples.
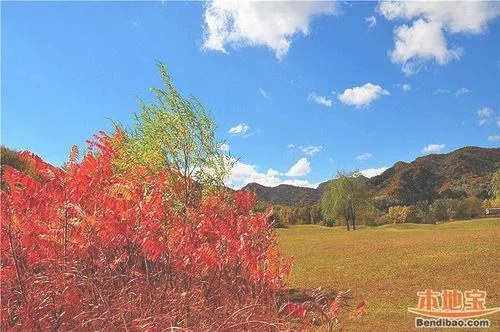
(241, 146), (500, 206)
(242, 182), (321, 206)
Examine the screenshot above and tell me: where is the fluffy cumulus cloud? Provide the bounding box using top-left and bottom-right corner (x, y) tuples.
(308, 92), (333, 107)
(401, 83), (411, 92)
(360, 167), (388, 178)
(228, 123), (249, 135)
(338, 83), (389, 108)
(286, 157), (311, 177)
(266, 168), (281, 177)
(301, 145), (322, 156)
(356, 152), (373, 161)
(477, 107), (494, 126)
(379, 1), (500, 74)
(389, 19), (462, 74)
(202, 0), (337, 60)
(224, 159), (280, 188)
(224, 157), (317, 189)
(421, 143), (445, 154)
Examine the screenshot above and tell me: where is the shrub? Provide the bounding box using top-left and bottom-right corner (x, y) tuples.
(465, 197), (483, 218)
(415, 201), (434, 224)
(323, 219), (336, 227)
(1, 133), (290, 330)
(449, 199), (470, 220)
(280, 288), (366, 330)
(386, 205), (416, 224)
(430, 199), (450, 222)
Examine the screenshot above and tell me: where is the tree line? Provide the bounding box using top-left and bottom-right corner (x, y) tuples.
(260, 170), (500, 229)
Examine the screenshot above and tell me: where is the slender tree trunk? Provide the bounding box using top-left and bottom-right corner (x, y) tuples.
(345, 217), (350, 231)
(349, 202), (356, 230)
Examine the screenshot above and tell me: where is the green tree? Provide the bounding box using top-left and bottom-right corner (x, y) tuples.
(415, 201), (432, 224)
(115, 63), (229, 211)
(491, 169), (500, 199)
(321, 171), (372, 231)
(310, 205), (322, 224)
(465, 196), (483, 218)
(430, 199), (450, 222)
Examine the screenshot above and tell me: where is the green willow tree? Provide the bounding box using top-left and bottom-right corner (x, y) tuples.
(321, 171), (372, 231)
(115, 63), (230, 211)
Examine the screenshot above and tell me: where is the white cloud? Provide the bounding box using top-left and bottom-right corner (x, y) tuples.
(421, 143), (445, 154)
(360, 167), (388, 178)
(477, 107), (493, 118)
(338, 83), (390, 108)
(287, 144), (295, 149)
(356, 152), (373, 161)
(301, 145), (322, 156)
(488, 135), (500, 142)
(365, 16), (377, 28)
(223, 157), (318, 189)
(308, 92), (333, 107)
(433, 88), (450, 95)
(455, 87), (470, 96)
(228, 123), (250, 135)
(219, 143), (230, 152)
(390, 19), (462, 75)
(286, 157), (311, 177)
(202, 0), (338, 60)
(266, 168), (281, 177)
(225, 159), (280, 188)
(280, 179), (319, 188)
(258, 88), (268, 98)
(379, 1), (500, 74)
(401, 83), (411, 92)
(477, 107), (494, 126)
(478, 119), (490, 126)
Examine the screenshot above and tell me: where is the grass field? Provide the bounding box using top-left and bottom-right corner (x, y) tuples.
(277, 218), (500, 331)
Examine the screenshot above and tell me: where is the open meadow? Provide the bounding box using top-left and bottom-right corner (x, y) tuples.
(277, 218), (500, 331)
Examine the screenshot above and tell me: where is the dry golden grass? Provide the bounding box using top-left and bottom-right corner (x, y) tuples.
(277, 218), (500, 331)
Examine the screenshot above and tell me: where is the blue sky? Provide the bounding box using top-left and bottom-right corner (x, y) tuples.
(2, 1), (500, 188)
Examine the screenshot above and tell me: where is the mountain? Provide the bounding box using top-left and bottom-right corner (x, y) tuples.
(242, 182), (321, 206)
(242, 146), (500, 206)
(370, 146), (500, 204)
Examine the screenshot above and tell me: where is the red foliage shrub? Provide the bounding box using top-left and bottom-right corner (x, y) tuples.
(279, 288), (366, 331)
(1, 131), (291, 330)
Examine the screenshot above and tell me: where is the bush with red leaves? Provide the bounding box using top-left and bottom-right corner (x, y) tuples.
(1, 131), (291, 330)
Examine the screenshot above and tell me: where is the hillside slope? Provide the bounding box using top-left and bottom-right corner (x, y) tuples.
(242, 182), (321, 206)
(242, 146), (500, 206)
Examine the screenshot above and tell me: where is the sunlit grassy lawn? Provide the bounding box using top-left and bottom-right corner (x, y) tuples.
(277, 218), (500, 331)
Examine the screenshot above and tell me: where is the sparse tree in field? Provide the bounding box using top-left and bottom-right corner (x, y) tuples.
(115, 62), (229, 211)
(321, 171), (372, 231)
